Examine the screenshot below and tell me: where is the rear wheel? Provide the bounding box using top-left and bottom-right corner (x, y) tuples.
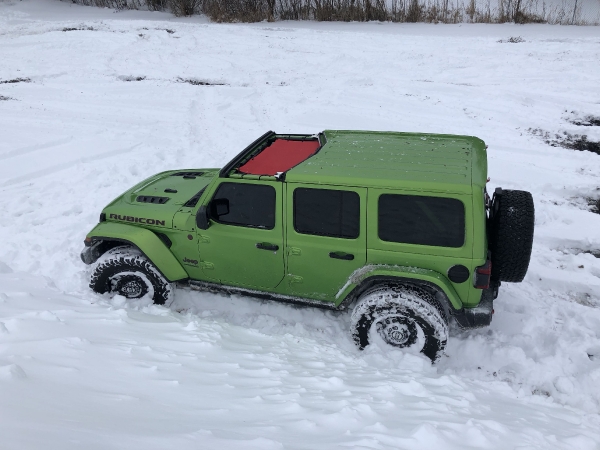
(89, 246), (172, 305)
(351, 285), (448, 362)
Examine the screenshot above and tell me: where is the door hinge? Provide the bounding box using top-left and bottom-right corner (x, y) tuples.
(288, 275), (303, 284)
(289, 247), (301, 256)
(200, 261), (214, 270)
(198, 234), (210, 244)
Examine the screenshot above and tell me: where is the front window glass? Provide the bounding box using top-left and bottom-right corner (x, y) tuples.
(211, 183), (275, 229)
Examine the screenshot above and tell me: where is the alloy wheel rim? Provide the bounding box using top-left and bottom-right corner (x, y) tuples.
(112, 275), (149, 299)
(376, 316), (417, 348)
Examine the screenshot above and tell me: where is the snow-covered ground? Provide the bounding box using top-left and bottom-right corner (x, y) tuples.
(1, 1), (600, 449)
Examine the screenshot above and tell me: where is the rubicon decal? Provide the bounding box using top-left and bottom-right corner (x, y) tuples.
(109, 214), (166, 226)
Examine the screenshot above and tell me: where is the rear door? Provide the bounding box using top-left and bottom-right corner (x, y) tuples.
(285, 184), (367, 302)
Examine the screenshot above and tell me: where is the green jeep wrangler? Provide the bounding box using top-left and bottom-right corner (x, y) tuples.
(81, 130), (534, 361)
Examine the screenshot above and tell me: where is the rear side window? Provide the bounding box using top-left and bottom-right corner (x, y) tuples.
(378, 194), (465, 247)
(294, 188), (359, 239)
(211, 182), (276, 229)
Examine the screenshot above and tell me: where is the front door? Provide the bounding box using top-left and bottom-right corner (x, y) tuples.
(285, 184), (367, 302)
(197, 179), (285, 289)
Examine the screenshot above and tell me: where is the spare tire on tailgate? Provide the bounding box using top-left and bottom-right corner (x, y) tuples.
(488, 189), (535, 283)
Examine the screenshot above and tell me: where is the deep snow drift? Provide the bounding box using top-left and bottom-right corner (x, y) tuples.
(1, 1), (600, 449)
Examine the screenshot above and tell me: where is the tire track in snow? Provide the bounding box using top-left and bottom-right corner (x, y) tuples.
(0, 136), (73, 161)
(0, 143), (142, 188)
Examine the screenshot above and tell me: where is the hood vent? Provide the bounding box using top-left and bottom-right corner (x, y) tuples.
(172, 171), (205, 179)
(137, 196), (170, 204)
(183, 186), (207, 208)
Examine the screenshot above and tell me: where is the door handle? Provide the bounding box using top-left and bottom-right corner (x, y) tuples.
(329, 251), (354, 261)
(256, 242), (279, 251)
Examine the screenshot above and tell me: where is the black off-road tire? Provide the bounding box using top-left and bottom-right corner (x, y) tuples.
(488, 189), (535, 283)
(351, 285), (449, 363)
(90, 246), (172, 305)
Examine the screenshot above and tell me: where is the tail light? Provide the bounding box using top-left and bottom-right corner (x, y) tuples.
(474, 260), (492, 289)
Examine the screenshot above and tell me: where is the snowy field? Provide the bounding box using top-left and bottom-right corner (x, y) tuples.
(1, 1), (600, 449)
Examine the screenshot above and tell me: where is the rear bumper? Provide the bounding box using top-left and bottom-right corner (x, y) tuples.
(452, 292), (494, 329)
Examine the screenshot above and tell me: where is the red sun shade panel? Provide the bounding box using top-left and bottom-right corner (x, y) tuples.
(238, 139), (320, 176)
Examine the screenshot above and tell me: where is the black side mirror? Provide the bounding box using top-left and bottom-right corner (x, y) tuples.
(196, 205), (210, 230)
(212, 198), (230, 218)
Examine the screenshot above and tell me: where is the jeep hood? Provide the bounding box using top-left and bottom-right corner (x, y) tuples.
(101, 169), (218, 228)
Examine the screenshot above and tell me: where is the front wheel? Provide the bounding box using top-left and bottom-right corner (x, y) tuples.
(351, 285), (448, 362)
(89, 246), (173, 305)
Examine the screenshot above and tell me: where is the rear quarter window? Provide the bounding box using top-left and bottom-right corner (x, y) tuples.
(378, 194), (465, 248)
